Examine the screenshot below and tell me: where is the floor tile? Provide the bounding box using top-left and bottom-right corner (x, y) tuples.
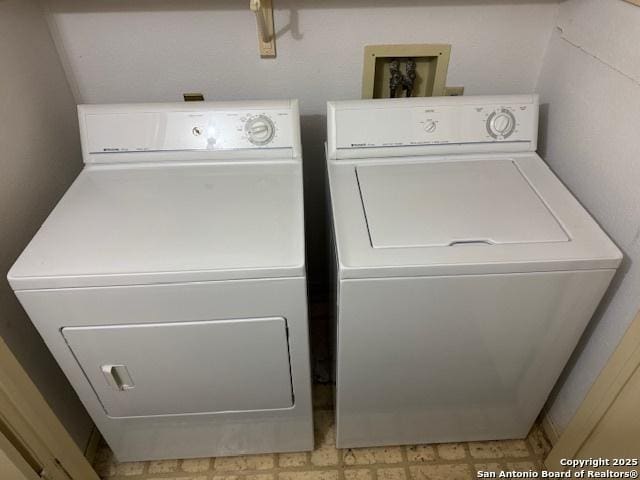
(499, 439), (530, 458)
(310, 444), (339, 466)
(474, 463), (504, 474)
(148, 459), (178, 474)
(246, 474), (275, 480)
(181, 458), (211, 472)
(147, 476), (207, 480)
(343, 447), (403, 465)
(278, 471), (339, 480)
(435, 443), (466, 460)
(115, 461), (146, 476)
(377, 467), (407, 480)
(344, 469), (373, 480)
(406, 445), (436, 463)
(468, 441), (504, 459)
(95, 461), (116, 478)
(278, 452), (308, 467)
(314, 410), (336, 447)
(506, 461), (539, 472)
(409, 464), (473, 480)
(528, 426), (552, 456)
(214, 454), (275, 471)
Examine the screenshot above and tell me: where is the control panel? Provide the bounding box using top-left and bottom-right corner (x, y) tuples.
(80, 103), (296, 157)
(327, 95), (539, 159)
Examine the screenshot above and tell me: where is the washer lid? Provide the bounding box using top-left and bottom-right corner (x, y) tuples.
(357, 160), (569, 248)
(327, 154), (622, 279)
(8, 162), (305, 290)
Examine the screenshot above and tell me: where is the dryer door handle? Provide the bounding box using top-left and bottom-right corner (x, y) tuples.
(101, 364), (135, 391)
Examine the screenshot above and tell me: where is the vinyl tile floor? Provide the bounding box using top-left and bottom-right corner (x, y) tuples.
(93, 385), (552, 480)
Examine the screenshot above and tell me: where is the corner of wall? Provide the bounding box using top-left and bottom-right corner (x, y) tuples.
(39, 0), (83, 102)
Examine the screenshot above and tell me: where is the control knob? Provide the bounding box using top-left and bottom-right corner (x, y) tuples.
(245, 115), (275, 145)
(486, 108), (516, 139)
(424, 120), (437, 133)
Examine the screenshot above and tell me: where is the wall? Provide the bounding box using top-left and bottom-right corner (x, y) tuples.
(43, 0), (561, 291)
(41, 0), (563, 383)
(0, 0), (93, 448)
(44, 0), (561, 106)
(536, 0), (640, 433)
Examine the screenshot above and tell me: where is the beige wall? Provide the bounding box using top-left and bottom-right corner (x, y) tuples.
(0, 0), (93, 448)
(536, 0), (640, 434)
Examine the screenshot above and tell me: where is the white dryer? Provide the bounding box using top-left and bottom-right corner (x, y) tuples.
(326, 95), (621, 448)
(8, 101), (313, 461)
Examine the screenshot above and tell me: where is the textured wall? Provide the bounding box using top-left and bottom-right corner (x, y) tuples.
(536, 0), (640, 433)
(0, 0), (93, 448)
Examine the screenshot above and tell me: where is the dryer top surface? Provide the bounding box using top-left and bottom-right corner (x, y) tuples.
(9, 161), (305, 289)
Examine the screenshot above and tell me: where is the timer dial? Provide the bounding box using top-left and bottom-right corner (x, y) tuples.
(486, 108), (516, 139)
(245, 115), (275, 145)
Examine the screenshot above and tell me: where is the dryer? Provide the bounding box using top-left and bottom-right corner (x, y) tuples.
(8, 101), (313, 461)
(326, 95), (621, 448)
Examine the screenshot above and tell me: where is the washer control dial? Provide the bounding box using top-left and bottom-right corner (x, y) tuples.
(245, 115), (275, 145)
(486, 108), (516, 139)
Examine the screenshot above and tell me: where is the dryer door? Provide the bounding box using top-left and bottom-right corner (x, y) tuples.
(62, 317), (293, 418)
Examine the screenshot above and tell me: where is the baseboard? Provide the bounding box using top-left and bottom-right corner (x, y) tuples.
(541, 409), (561, 446)
(84, 426), (102, 463)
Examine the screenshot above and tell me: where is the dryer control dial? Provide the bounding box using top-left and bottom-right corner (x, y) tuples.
(423, 120), (437, 133)
(245, 115), (275, 146)
(486, 108), (516, 139)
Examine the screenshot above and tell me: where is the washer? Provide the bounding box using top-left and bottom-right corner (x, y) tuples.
(326, 94), (622, 448)
(8, 100), (313, 461)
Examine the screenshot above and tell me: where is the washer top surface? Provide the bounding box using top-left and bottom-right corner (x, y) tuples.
(9, 161), (305, 289)
(328, 154), (622, 279)
(357, 159), (568, 248)
(327, 95), (621, 279)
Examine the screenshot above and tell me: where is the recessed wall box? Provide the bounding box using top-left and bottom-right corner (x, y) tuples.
(362, 44), (451, 99)
(444, 86), (465, 96)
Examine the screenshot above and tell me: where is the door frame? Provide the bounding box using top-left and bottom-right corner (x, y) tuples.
(0, 337), (99, 480)
(545, 309), (640, 468)
(0, 428), (40, 480)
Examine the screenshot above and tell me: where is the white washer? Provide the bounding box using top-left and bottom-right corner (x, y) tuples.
(8, 100), (313, 461)
(326, 95), (622, 448)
